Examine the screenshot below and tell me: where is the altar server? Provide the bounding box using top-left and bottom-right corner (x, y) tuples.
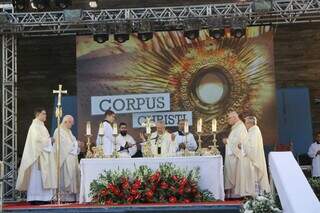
(96, 110), (116, 156)
(308, 132), (320, 177)
(16, 108), (57, 204)
(115, 122), (137, 158)
(172, 119), (197, 151)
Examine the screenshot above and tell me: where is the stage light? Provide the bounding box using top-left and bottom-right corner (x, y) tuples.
(93, 34), (108, 43)
(13, 0), (28, 11)
(30, 0), (50, 10)
(208, 16), (225, 39)
(89, 1), (98, 8)
(114, 22), (131, 43)
(231, 17), (247, 39)
(137, 19), (153, 41)
(55, 0), (72, 9)
(183, 19), (200, 40)
(209, 29), (224, 39)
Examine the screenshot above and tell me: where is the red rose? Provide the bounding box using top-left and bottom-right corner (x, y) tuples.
(105, 199), (113, 205)
(184, 198), (191, 203)
(180, 177), (187, 186)
(172, 175), (178, 181)
(127, 196), (134, 203)
(178, 187), (184, 195)
(130, 188), (138, 195)
(151, 184), (157, 192)
(185, 186), (191, 193)
(107, 183), (115, 190)
(169, 196), (177, 203)
(160, 181), (169, 189)
(122, 181), (130, 189)
(101, 189), (108, 196)
(191, 187), (197, 193)
(145, 190), (154, 198)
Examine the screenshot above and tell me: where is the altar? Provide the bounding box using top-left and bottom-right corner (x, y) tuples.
(79, 155), (225, 203)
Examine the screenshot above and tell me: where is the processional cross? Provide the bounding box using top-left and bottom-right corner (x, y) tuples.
(52, 84), (67, 205)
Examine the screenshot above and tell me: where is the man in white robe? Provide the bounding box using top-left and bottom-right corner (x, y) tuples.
(16, 108), (57, 204)
(96, 110), (116, 157)
(141, 120), (177, 157)
(308, 132), (320, 177)
(223, 111), (247, 198)
(115, 122), (137, 158)
(53, 115), (80, 202)
(235, 116), (270, 197)
(172, 119), (197, 152)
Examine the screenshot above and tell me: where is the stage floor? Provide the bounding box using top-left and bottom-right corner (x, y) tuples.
(3, 200), (241, 213)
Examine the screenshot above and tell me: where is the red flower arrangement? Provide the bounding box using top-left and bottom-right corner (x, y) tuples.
(90, 163), (215, 204)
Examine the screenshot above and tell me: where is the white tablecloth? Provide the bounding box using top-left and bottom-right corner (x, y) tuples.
(269, 152), (320, 213)
(79, 156), (225, 203)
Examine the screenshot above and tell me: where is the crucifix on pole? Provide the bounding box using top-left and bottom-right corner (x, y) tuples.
(52, 84), (67, 205)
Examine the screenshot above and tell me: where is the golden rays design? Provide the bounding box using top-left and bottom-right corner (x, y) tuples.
(77, 26), (275, 132)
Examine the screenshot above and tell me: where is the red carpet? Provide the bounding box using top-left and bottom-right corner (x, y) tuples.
(4, 200), (241, 210)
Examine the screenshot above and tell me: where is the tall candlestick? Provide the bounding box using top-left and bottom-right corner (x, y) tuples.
(212, 119), (217, 132)
(112, 123), (118, 135)
(184, 120), (189, 134)
(98, 122), (104, 136)
(197, 118), (202, 133)
(86, 121), (91, 136)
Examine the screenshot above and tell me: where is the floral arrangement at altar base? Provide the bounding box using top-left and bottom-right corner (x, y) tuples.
(241, 192), (282, 213)
(89, 163), (215, 205)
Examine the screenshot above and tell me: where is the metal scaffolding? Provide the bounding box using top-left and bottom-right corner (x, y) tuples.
(1, 34), (17, 201)
(0, 0), (319, 36)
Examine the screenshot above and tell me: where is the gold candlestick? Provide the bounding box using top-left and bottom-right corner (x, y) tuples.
(142, 133), (153, 157)
(209, 132), (220, 155)
(111, 134), (120, 158)
(85, 135), (93, 158)
(196, 132), (203, 156)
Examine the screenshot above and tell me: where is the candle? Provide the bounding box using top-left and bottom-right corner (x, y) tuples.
(197, 118), (202, 133)
(112, 123), (118, 135)
(86, 121), (91, 136)
(184, 120), (189, 134)
(98, 122), (104, 136)
(212, 119), (217, 132)
(146, 125), (151, 134)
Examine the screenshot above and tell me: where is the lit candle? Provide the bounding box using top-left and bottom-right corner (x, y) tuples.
(146, 125), (151, 134)
(197, 118), (202, 133)
(86, 121), (91, 136)
(98, 122), (104, 136)
(212, 119), (217, 132)
(112, 123), (118, 135)
(184, 120), (189, 134)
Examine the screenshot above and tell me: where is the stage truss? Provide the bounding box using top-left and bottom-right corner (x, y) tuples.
(1, 0), (320, 201)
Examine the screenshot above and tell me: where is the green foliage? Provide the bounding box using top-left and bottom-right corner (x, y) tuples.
(89, 163), (215, 205)
(241, 192), (282, 213)
(308, 177), (320, 200)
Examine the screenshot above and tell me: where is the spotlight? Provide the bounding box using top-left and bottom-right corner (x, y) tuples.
(114, 34), (129, 43)
(114, 22), (131, 43)
(137, 19), (153, 41)
(89, 1), (98, 8)
(55, 0), (72, 9)
(231, 17), (247, 39)
(209, 29), (224, 39)
(13, 0), (28, 11)
(93, 34), (108, 43)
(208, 16), (225, 39)
(232, 28), (245, 38)
(183, 19), (200, 40)
(30, 0), (50, 10)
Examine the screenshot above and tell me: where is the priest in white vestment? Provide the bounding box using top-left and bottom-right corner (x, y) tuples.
(53, 115), (80, 202)
(141, 120), (177, 157)
(96, 110), (116, 157)
(308, 133), (320, 177)
(115, 122), (137, 158)
(223, 111), (247, 198)
(16, 108), (57, 204)
(235, 116), (270, 197)
(172, 119), (197, 152)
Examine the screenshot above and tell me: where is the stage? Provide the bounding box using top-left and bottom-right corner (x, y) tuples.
(3, 200), (241, 213)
